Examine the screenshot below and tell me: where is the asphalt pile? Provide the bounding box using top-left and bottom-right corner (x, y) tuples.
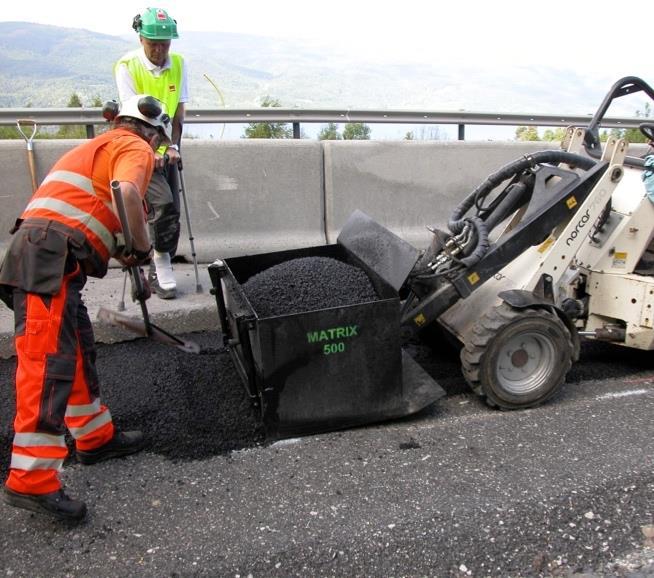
(242, 256), (379, 317)
(0, 257), (381, 480)
(0, 331), (265, 481)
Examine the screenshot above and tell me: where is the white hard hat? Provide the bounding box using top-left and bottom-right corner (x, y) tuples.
(115, 94), (173, 144)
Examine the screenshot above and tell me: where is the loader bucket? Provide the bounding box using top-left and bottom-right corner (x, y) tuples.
(337, 209), (421, 291)
(209, 240), (445, 439)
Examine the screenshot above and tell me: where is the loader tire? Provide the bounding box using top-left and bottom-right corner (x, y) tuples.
(460, 303), (573, 409)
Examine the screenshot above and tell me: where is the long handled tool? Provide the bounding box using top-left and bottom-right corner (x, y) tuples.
(177, 158), (203, 293)
(16, 119), (38, 193)
(117, 269), (129, 312)
(98, 180), (200, 354)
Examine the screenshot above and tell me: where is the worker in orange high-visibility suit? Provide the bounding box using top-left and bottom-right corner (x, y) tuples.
(0, 94), (172, 523)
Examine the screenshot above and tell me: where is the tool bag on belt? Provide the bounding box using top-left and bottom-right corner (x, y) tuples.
(0, 218), (93, 310)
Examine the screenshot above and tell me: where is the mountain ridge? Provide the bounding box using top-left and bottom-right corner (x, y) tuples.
(0, 22), (646, 122)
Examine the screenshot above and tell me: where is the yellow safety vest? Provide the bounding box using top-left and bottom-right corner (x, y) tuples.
(116, 52), (184, 153)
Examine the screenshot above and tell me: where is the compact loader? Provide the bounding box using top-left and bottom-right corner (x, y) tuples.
(210, 75), (654, 437)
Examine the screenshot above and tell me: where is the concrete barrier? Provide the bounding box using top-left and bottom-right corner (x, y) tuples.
(1, 138), (646, 263)
(323, 140), (557, 248)
(0, 139), (326, 262)
(0, 140), (74, 240)
(177, 140), (325, 261)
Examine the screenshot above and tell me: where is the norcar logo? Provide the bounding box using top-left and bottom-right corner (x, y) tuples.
(565, 187), (609, 247)
(566, 209), (591, 246)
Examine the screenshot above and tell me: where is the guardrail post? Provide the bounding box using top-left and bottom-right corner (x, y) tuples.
(458, 124), (465, 141)
(85, 124), (95, 139)
(293, 122), (300, 139)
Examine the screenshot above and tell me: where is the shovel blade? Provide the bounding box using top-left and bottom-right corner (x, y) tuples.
(97, 307), (201, 354)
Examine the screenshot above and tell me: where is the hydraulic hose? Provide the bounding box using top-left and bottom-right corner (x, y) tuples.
(440, 150), (597, 270)
(457, 216), (489, 268)
(447, 150), (596, 235)
(483, 180), (529, 231)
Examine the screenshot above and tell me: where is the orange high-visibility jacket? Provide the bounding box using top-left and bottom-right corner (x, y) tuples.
(20, 128), (154, 265)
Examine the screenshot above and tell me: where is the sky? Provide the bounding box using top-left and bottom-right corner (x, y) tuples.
(2, 0), (652, 79)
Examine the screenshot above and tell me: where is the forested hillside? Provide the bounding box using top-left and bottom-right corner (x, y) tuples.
(0, 22), (644, 119)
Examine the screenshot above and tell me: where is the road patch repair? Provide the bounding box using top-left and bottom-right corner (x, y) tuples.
(0, 254), (429, 478)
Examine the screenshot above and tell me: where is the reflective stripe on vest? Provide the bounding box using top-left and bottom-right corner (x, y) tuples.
(22, 197), (116, 257)
(10, 454), (65, 472)
(65, 398), (102, 418)
(13, 432), (67, 448)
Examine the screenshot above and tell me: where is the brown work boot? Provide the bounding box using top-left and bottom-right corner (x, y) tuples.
(76, 430), (145, 465)
(4, 486), (87, 522)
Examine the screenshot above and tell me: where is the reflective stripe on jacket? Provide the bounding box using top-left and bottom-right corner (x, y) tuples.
(20, 130), (126, 262)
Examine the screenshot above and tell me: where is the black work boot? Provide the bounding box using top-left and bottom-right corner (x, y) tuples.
(76, 430), (145, 465)
(3, 487), (87, 522)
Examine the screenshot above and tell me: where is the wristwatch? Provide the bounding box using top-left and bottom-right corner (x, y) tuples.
(168, 144), (179, 151)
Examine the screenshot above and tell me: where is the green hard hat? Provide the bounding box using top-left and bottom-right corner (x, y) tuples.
(132, 7), (179, 40)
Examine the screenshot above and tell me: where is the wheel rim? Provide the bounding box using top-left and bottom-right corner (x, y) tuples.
(494, 329), (557, 395)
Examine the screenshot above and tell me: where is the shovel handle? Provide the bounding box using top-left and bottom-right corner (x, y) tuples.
(16, 119), (38, 193)
(16, 119), (37, 148)
(111, 180), (151, 335)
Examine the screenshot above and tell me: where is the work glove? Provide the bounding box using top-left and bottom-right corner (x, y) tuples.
(117, 245), (152, 268)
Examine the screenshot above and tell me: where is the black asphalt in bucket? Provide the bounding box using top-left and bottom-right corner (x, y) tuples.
(0, 332), (265, 482)
(241, 256), (379, 317)
(211, 244), (445, 438)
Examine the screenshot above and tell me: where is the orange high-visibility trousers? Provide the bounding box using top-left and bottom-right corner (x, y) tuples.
(5, 263), (114, 495)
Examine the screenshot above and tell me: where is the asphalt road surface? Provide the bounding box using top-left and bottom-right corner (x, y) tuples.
(0, 332), (652, 577)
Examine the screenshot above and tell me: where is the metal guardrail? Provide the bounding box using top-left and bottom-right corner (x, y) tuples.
(0, 107), (644, 140)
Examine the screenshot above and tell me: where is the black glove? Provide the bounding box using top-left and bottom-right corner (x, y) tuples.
(119, 245), (152, 268)
(130, 267), (151, 302)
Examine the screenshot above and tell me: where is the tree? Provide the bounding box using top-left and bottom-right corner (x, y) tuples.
(67, 93), (83, 108)
(318, 122), (341, 140)
(0, 127), (20, 140)
(601, 127), (623, 143)
(55, 93), (87, 138)
(623, 102), (651, 144)
(342, 123), (371, 140)
(515, 126), (540, 141)
(599, 104), (651, 144)
(541, 128), (567, 142)
(415, 126), (445, 141)
(242, 96), (292, 139)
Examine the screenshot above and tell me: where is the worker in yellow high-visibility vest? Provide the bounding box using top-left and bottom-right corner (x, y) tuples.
(115, 7), (189, 299)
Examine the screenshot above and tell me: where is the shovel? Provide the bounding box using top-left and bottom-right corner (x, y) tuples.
(16, 119), (38, 193)
(98, 180), (200, 354)
(97, 307), (200, 354)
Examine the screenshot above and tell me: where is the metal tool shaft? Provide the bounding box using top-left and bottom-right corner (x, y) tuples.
(111, 180), (152, 335)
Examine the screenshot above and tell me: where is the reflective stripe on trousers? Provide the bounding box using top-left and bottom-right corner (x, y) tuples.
(5, 263), (114, 495)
